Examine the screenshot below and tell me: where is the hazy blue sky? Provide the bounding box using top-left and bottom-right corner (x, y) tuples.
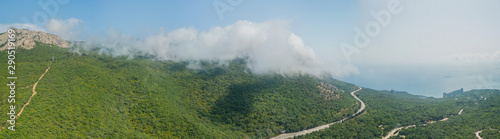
(1, 0), (499, 97)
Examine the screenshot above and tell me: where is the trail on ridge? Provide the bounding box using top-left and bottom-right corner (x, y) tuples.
(17, 65), (50, 118)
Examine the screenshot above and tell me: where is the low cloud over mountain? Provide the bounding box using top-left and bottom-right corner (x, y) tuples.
(77, 20), (359, 77)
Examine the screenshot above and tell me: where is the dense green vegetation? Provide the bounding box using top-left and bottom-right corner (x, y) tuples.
(0, 43), (359, 138)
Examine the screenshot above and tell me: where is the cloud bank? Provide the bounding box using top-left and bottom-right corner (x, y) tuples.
(78, 20), (358, 77)
(45, 18), (83, 40)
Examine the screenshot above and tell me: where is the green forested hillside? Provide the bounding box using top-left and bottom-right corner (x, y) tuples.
(0, 43), (359, 138)
(1, 43), (498, 139)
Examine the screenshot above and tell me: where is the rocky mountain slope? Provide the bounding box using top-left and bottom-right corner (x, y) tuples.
(0, 29), (69, 50)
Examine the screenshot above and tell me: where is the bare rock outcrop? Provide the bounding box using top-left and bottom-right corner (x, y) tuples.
(0, 29), (69, 50)
(317, 81), (343, 100)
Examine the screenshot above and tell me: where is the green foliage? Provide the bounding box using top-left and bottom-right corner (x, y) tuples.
(481, 129), (500, 139)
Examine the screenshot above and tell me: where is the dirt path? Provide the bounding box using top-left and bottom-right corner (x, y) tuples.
(475, 130), (482, 139)
(270, 87), (364, 139)
(16, 66), (50, 118)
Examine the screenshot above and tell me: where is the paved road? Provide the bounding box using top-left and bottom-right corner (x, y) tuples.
(383, 108), (465, 139)
(270, 87), (364, 139)
(351, 87), (365, 115)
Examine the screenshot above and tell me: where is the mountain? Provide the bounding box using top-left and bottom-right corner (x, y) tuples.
(0, 29), (69, 51)
(0, 30), (498, 138)
(0, 30), (360, 138)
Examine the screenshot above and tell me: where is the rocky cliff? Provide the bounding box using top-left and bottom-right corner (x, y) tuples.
(0, 29), (69, 50)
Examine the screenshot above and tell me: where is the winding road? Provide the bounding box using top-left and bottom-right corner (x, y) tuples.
(270, 87), (364, 139)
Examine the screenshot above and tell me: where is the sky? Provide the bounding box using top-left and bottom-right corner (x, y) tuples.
(1, 0), (499, 97)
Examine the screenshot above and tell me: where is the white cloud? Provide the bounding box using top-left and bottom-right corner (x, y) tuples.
(79, 20), (359, 77)
(45, 18), (83, 39)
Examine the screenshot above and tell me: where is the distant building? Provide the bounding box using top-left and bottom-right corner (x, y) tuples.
(443, 88), (463, 98)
